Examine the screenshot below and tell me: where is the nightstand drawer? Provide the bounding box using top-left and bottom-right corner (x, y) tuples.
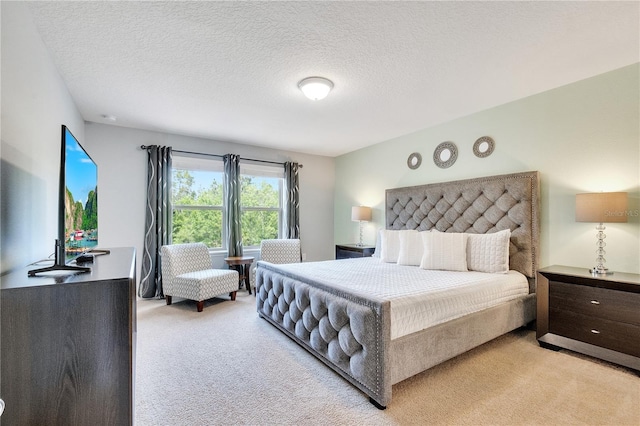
(335, 244), (375, 260)
(549, 281), (640, 326)
(549, 308), (640, 357)
(337, 248), (364, 259)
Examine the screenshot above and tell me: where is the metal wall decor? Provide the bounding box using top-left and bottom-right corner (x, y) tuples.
(433, 142), (458, 168)
(473, 136), (495, 158)
(407, 152), (422, 169)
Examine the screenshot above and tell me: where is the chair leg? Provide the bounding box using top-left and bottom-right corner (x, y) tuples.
(230, 291), (237, 301)
(166, 296), (172, 305)
(196, 300), (204, 312)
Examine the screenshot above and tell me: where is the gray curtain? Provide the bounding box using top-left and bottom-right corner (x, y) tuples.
(284, 162), (300, 239)
(224, 154), (243, 257)
(139, 145), (172, 298)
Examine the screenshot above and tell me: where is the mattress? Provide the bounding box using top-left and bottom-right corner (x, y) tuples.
(263, 258), (529, 339)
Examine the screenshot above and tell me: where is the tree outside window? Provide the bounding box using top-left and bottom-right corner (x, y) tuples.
(171, 155), (284, 249)
(172, 167), (224, 247)
(240, 174), (281, 247)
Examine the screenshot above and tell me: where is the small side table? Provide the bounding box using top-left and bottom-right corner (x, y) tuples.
(537, 265), (640, 371)
(224, 256), (255, 295)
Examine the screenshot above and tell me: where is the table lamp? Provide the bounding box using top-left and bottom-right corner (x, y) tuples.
(351, 206), (372, 247)
(575, 192), (627, 274)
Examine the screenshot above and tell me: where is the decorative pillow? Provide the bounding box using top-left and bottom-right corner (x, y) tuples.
(372, 229), (383, 258)
(397, 230), (425, 266)
(379, 230), (402, 263)
(466, 229), (511, 273)
(420, 232), (469, 271)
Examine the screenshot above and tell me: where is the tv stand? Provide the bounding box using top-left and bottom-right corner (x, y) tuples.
(88, 248), (111, 255)
(27, 263), (91, 276)
(2, 247), (136, 425)
(27, 239), (91, 276)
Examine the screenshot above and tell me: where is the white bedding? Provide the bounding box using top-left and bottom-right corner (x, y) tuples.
(262, 258), (529, 339)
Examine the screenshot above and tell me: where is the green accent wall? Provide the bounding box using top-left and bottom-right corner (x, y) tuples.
(335, 64), (639, 274)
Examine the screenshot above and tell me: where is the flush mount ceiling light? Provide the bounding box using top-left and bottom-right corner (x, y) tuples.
(298, 77), (334, 101)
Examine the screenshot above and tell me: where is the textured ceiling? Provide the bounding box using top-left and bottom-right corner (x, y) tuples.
(27, 1), (639, 157)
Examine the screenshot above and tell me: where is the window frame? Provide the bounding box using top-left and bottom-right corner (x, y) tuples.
(239, 162), (285, 248)
(171, 155), (227, 250)
(170, 154), (285, 251)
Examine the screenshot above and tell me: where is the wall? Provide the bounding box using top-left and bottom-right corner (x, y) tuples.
(3, 0), (637, 277)
(1, 1), (335, 281)
(83, 123), (335, 278)
(1, 2), (85, 274)
(335, 64), (640, 274)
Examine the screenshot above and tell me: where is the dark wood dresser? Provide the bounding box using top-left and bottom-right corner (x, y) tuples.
(1, 247), (136, 425)
(536, 265), (640, 371)
(335, 244), (375, 259)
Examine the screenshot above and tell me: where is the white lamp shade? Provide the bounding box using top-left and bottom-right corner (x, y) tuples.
(351, 206), (372, 222)
(576, 192), (628, 223)
(298, 77), (333, 101)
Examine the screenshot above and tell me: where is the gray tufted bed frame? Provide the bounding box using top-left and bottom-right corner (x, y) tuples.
(256, 171), (540, 408)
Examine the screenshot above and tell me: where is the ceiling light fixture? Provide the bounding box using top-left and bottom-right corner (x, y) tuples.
(298, 77), (334, 101)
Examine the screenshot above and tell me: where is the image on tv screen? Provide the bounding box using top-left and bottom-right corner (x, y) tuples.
(64, 128), (98, 260)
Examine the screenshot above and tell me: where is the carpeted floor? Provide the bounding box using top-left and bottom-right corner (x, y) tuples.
(135, 291), (639, 425)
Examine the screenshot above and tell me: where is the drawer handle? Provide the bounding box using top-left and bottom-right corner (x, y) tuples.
(590, 300), (600, 305)
(590, 329), (600, 334)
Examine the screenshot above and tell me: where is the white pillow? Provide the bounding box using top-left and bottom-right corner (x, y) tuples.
(397, 230), (424, 266)
(379, 230), (401, 263)
(372, 229), (383, 258)
(466, 229), (511, 273)
(420, 232), (469, 271)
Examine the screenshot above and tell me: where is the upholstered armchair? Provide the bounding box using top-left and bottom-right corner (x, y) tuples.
(260, 239), (302, 264)
(161, 243), (238, 312)
(252, 239), (301, 292)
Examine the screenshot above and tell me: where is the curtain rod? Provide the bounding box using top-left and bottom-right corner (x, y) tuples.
(140, 145), (303, 168)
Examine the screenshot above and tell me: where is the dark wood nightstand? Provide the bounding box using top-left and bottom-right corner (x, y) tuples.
(335, 244), (375, 259)
(537, 265), (640, 371)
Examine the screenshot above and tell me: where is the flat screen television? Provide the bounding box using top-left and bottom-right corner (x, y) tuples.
(28, 125), (99, 276)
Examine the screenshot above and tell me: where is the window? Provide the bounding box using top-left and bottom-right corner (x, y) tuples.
(171, 156), (224, 248)
(171, 155), (284, 249)
(240, 163), (284, 247)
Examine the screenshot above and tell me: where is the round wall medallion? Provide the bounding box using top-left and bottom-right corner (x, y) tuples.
(473, 136), (495, 158)
(433, 142), (458, 169)
(407, 152), (422, 170)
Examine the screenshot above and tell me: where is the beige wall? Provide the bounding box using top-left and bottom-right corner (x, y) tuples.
(3, 0), (637, 277)
(83, 123), (335, 279)
(1, 2), (335, 278)
(1, 2), (85, 274)
(335, 64), (640, 274)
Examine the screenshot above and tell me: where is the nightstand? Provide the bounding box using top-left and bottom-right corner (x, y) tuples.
(335, 244), (375, 259)
(536, 265), (640, 371)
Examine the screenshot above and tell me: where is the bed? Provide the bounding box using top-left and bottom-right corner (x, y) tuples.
(255, 171), (540, 408)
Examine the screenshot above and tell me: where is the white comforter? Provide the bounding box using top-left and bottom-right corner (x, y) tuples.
(262, 258), (529, 339)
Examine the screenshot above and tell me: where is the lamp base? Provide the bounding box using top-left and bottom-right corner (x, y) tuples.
(590, 267), (613, 275)
(589, 223), (613, 276)
(357, 220), (365, 247)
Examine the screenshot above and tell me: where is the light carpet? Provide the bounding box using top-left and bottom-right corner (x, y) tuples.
(135, 291), (639, 425)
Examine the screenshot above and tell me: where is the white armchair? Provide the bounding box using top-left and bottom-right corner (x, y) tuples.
(161, 243), (239, 312)
(252, 239), (301, 292)
(260, 239), (302, 264)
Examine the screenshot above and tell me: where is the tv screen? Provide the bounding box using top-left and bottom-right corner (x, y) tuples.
(62, 126), (98, 262)
(27, 125), (98, 276)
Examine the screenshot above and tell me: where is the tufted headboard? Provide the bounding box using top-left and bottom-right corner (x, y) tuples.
(385, 171), (540, 278)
